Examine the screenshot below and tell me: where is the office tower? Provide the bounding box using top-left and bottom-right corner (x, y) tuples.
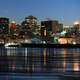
(9, 21), (17, 35)
(0, 17), (9, 34)
(41, 20), (63, 37)
(72, 21), (80, 44)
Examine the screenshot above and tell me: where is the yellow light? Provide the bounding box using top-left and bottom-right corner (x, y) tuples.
(58, 38), (67, 44)
(44, 29), (46, 36)
(73, 62), (79, 71)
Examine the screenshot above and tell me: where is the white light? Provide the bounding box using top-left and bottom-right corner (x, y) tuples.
(42, 41), (46, 44)
(60, 30), (67, 35)
(74, 21), (79, 25)
(73, 42), (76, 45)
(11, 21), (16, 23)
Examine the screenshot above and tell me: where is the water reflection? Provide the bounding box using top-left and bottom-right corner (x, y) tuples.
(0, 47), (80, 74)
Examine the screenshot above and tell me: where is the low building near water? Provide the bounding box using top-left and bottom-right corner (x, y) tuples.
(58, 37), (74, 44)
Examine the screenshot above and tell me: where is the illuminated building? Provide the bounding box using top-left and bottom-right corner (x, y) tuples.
(58, 37), (73, 44)
(10, 21), (16, 29)
(73, 21), (80, 32)
(0, 17), (9, 34)
(41, 20), (63, 37)
(9, 21), (17, 35)
(71, 21), (80, 44)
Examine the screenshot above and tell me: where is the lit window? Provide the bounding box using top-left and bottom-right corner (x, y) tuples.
(73, 62), (79, 71)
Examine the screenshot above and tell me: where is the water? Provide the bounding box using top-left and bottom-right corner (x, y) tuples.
(0, 47), (80, 80)
(0, 75), (60, 80)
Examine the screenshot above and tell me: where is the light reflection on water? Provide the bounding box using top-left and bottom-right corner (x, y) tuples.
(0, 47), (80, 79)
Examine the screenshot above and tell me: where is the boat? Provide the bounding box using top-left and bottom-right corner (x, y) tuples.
(4, 42), (20, 47)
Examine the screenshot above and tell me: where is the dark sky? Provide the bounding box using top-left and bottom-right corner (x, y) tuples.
(0, 0), (80, 25)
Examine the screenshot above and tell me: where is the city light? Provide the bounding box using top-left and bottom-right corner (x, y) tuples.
(73, 62), (79, 71)
(0, 16), (79, 44)
(74, 21), (80, 25)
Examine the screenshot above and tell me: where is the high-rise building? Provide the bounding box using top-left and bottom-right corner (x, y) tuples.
(72, 21), (80, 44)
(10, 21), (16, 29)
(73, 21), (80, 32)
(9, 21), (17, 35)
(41, 20), (63, 37)
(0, 17), (9, 34)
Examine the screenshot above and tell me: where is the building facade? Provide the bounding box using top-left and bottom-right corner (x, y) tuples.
(41, 20), (63, 37)
(0, 17), (9, 34)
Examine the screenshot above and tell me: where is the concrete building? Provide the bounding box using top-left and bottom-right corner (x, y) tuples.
(0, 17), (9, 34)
(41, 20), (63, 37)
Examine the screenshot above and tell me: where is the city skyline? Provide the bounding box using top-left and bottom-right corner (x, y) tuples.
(0, 0), (80, 25)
